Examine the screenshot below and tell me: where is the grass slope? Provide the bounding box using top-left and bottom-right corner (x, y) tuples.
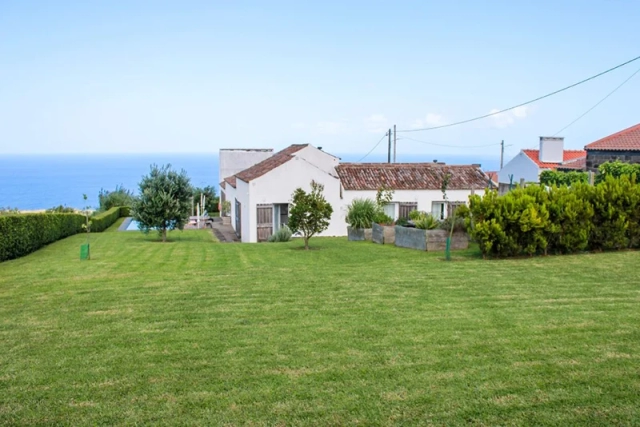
(0, 231), (639, 425)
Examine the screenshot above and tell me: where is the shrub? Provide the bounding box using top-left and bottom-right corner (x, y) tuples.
(268, 225), (292, 242)
(439, 215), (466, 233)
(596, 161), (640, 184)
(0, 213), (85, 262)
(345, 199), (378, 229)
(414, 214), (439, 230)
(408, 210), (425, 221)
(395, 217), (410, 227)
(0, 207), (20, 216)
(91, 207), (122, 232)
(540, 170), (588, 187)
(373, 212), (394, 226)
(46, 205), (76, 213)
(98, 185), (136, 212)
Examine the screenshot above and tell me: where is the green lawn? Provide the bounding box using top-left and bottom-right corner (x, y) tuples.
(0, 231), (639, 425)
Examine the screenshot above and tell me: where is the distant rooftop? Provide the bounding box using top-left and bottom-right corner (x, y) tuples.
(219, 148), (274, 152)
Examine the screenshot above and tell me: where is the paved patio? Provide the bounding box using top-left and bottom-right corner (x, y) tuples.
(211, 217), (240, 242)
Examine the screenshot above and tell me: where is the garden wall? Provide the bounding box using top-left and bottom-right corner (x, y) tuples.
(348, 227), (372, 241)
(372, 224), (396, 245)
(395, 226), (427, 250)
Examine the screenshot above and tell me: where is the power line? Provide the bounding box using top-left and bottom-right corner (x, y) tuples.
(553, 66), (640, 136)
(357, 133), (388, 162)
(399, 54), (640, 133)
(399, 136), (502, 148)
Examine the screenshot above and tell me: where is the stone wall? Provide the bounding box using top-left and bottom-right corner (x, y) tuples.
(586, 150), (640, 172)
(348, 227), (372, 241)
(394, 226), (427, 250)
(425, 230), (469, 251)
(372, 223), (395, 245)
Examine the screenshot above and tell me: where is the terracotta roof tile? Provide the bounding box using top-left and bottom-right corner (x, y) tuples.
(336, 163), (489, 191)
(522, 149), (586, 169)
(220, 181), (226, 190)
(557, 157), (586, 171)
(235, 144), (308, 183)
(224, 176), (237, 188)
(585, 123), (640, 151)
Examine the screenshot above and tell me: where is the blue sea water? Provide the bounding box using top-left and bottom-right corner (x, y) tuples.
(0, 153), (498, 210)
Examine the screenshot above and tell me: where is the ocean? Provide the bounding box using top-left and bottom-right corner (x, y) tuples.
(0, 153), (499, 210)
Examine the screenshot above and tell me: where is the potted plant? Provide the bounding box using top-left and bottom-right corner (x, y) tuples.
(345, 198), (377, 241)
(394, 211), (439, 251)
(372, 212), (396, 244)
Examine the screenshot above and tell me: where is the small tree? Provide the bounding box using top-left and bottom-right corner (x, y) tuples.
(192, 186), (219, 214)
(288, 180), (333, 250)
(132, 164), (193, 242)
(81, 194), (92, 259)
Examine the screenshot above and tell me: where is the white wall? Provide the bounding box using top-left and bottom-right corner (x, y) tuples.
(243, 147), (343, 242)
(340, 188), (477, 223)
(234, 179), (251, 242)
(498, 151), (541, 184)
(219, 149), (273, 185)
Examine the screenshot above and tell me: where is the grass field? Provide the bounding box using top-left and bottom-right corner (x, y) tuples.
(0, 230), (639, 425)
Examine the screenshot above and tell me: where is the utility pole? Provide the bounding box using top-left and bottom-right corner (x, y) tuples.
(387, 129), (391, 163)
(393, 124), (397, 163)
(500, 140), (504, 170)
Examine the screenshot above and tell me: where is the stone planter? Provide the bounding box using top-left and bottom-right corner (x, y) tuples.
(372, 223), (396, 245)
(221, 216), (231, 225)
(395, 226), (469, 251)
(426, 230), (469, 251)
(394, 226), (427, 250)
(347, 226), (372, 241)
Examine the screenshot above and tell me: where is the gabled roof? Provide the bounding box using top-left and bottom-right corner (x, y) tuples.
(224, 176), (237, 189)
(336, 163), (489, 191)
(557, 157), (587, 171)
(235, 144), (308, 183)
(485, 171), (498, 185)
(522, 149), (586, 169)
(585, 123), (640, 151)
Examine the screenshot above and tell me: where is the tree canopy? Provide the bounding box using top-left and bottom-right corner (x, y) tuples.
(288, 180), (333, 250)
(132, 164), (193, 242)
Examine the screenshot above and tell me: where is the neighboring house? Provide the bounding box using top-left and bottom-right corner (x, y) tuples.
(498, 137), (586, 192)
(485, 171), (498, 188)
(219, 148), (274, 209)
(336, 163), (488, 221)
(584, 123), (640, 172)
(221, 144), (342, 242)
(221, 144), (490, 242)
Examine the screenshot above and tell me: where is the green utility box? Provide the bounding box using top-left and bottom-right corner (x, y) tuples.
(80, 244), (90, 260)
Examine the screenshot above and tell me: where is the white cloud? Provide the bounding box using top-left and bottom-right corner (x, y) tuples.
(412, 113), (446, 129)
(363, 114), (389, 133)
(489, 106), (529, 128)
(316, 121), (348, 135)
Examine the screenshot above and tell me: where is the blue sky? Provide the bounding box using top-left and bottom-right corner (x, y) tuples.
(1, 1), (639, 161)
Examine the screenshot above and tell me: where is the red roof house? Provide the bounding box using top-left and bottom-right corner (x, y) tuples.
(584, 123), (640, 171)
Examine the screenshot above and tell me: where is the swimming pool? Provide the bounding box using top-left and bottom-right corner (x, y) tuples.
(125, 219), (141, 231)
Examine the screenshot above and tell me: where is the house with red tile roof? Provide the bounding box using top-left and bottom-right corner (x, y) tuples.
(220, 144), (490, 242)
(498, 137), (586, 191)
(584, 123), (640, 172)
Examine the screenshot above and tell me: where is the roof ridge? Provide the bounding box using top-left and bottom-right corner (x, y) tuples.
(586, 122), (640, 148)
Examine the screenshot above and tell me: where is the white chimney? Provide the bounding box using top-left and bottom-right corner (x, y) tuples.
(539, 136), (564, 163)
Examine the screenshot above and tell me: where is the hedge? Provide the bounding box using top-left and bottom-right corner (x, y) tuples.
(0, 206), (131, 262)
(0, 213), (85, 262)
(465, 175), (640, 258)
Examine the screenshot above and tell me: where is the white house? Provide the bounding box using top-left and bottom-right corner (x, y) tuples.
(220, 144), (342, 242)
(498, 137), (586, 192)
(336, 162), (489, 222)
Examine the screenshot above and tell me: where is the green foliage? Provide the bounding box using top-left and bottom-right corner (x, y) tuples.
(395, 217), (410, 227)
(345, 198), (378, 229)
(596, 161), (640, 184)
(0, 213), (85, 262)
(408, 210), (424, 221)
(0, 207), (20, 216)
(98, 185), (137, 212)
(467, 176), (640, 258)
(540, 170), (589, 187)
(221, 200), (231, 217)
(439, 215), (466, 233)
(375, 186), (394, 207)
(120, 206), (131, 217)
(46, 205), (76, 213)
(288, 180), (333, 249)
(268, 225), (292, 242)
(132, 164), (193, 242)
(192, 186), (219, 214)
(90, 207), (122, 233)
(373, 212), (394, 226)
(414, 213), (439, 230)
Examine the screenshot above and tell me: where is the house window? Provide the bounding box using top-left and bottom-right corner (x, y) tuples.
(399, 203), (418, 219)
(383, 203), (395, 219)
(432, 202), (446, 220)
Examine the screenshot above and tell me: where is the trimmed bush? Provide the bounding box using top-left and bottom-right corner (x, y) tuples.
(467, 176), (640, 258)
(268, 226), (292, 242)
(91, 207), (122, 232)
(0, 213), (85, 262)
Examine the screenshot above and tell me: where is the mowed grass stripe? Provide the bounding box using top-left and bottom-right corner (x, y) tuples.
(0, 231), (639, 425)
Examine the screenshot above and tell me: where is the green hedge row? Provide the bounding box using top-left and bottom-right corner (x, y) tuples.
(91, 207), (122, 232)
(466, 176), (640, 258)
(0, 213), (85, 262)
(0, 206), (132, 262)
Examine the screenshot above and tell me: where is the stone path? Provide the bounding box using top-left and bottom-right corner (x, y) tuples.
(211, 217), (240, 243)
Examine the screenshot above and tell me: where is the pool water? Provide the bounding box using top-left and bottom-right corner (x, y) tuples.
(125, 219), (141, 231)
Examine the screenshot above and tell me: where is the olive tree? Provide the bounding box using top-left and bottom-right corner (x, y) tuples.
(132, 164), (193, 242)
(288, 180), (333, 250)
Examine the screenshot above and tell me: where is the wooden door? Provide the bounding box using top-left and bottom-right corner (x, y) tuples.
(399, 203), (418, 219)
(235, 199), (241, 238)
(256, 204), (273, 242)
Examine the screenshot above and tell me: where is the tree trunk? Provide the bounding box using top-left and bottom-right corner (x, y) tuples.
(162, 227), (167, 242)
(304, 236), (309, 250)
